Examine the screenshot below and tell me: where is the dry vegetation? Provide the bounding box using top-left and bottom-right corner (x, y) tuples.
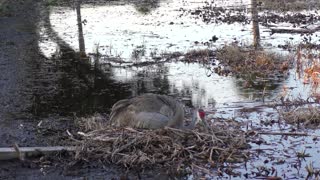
(273, 47), (320, 127)
(216, 44), (289, 81)
(280, 106), (320, 127)
(72, 118), (249, 176)
(75, 113), (108, 132)
(158, 49), (214, 64)
(292, 46), (320, 113)
(183, 49), (213, 63)
(296, 48), (320, 90)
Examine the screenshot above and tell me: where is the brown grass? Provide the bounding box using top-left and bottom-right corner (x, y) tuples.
(216, 44), (288, 80)
(296, 48), (320, 89)
(280, 106), (320, 127)
(75, 113), (109, 132)
(184, 49), (212, 63)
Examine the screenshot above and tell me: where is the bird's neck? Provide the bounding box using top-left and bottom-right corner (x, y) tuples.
(184, 109), (198, 129)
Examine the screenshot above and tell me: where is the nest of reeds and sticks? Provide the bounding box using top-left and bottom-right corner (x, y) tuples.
(73, 118), (249, 175)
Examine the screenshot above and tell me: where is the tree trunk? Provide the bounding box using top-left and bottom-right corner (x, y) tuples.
(76, 0), (86, 57)
(251, 0), (260, 49)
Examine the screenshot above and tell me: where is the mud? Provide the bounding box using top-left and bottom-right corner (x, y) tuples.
(0, 0), (132, 178)
(0, 160), (158, 180)
(0, 0), (46, 147)
(0, 0), (132, 147)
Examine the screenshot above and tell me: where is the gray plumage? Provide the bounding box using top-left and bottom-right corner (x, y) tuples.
(109, 94), (198, 129)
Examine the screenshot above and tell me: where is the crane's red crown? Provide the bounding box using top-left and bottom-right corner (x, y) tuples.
(198, 109), (205, 119)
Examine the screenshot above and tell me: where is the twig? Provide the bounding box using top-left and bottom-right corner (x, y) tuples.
(271, 26), (320, 34)
(192, 163), (215, 176)
(258, 131), (320, 137)
(111, 138), (138, 156)
(0, 146), (76, 161)
(249, 148), (276, 152)
(13, 143), (24, 161)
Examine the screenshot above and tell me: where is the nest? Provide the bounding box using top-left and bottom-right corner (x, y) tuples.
(74, 123), (249, 174)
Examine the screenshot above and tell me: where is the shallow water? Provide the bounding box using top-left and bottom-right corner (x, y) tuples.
(46, 0), (320, 58)
(43, 0), (320, 109)
(44, 0), (320, 102)
(3, 0), (320, 178)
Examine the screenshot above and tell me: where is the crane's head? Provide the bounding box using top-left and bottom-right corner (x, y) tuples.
(186, 107), (207, 129)
(191, 108), (206, 125)
(198, 108), (206, 120)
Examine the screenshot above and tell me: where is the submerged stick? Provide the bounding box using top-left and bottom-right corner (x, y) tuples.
(258, 131), (320, 137)
(0, 146), (76, 161)
(270, 26), (320, 34)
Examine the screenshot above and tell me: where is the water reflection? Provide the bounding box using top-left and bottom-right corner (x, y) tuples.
(29, 49), (133, 116)
(26, 4), (135, 116)
(48, 1), (251, 60)
(109, 62), (273, 108)
(39, 0), (295, 113)
(43, 1), (284, 112)
(134, 0), (160, 14)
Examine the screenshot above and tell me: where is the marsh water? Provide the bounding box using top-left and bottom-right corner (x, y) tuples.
(1, 0), (320, 179)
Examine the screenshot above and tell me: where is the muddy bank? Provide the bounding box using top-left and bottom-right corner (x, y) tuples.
(0, 0), (157, 179)
(0, 0), (130, 147)
(0, 0), (84, 147)
(0, 0), (46, 147)
(0, 158), (170, 180)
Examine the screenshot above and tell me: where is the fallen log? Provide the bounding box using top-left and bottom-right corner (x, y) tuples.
(270, 26), (320, 34)
(0, 146), (76, 161)
(258, 131), (320, 137)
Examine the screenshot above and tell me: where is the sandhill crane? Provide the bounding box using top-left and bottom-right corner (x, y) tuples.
(109, 94), (206, 129)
